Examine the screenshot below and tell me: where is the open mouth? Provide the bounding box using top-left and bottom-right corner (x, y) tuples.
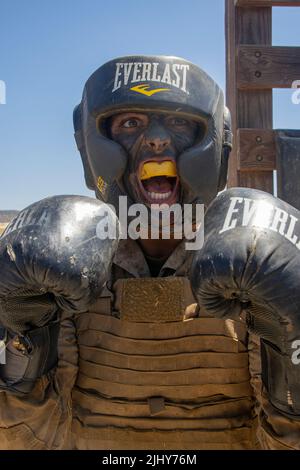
(138, 160), (179, 205)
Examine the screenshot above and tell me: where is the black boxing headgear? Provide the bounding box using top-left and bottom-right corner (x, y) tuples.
(73, 55), (232, 207)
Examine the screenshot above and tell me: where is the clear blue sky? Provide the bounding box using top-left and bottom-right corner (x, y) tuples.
(0, 1), (299, 209)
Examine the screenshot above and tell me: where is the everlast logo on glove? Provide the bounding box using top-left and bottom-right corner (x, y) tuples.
(4, 208), (50, 235)
(112, 61), (190, 94)
(219, 193), (300, 250)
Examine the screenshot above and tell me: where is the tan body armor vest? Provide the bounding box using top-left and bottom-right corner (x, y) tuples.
(71, 277), (257, 450)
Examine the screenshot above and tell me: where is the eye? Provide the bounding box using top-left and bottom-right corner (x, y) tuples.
(174, 118), (187, 125)
(122, 118), (140, 128)
(168, 117), (189, 127)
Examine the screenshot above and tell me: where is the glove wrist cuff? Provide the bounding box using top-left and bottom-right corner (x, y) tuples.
(0, 318), (60, 395)
(261, 339), (300, 418)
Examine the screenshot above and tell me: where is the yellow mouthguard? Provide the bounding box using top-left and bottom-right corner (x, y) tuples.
(140, 161), (177, 181)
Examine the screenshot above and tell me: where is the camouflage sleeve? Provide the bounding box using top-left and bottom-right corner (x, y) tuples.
(248, 333), (300, 450)
(0, 312), (78, 450)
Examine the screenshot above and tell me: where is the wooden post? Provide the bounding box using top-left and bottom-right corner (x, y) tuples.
(225, 0), (273, 193)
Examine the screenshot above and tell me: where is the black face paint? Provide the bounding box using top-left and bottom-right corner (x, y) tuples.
(110, 112), (198, 205)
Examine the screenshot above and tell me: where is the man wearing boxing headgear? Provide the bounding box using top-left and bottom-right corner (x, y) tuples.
(0, 55), (299, 450)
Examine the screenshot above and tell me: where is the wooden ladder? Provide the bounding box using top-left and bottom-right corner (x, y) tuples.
(226, 0), (300, 203)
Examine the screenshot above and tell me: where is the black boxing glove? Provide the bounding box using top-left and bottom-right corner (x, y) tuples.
(0, 195), (119, 393)
(191, 187), (300, 418)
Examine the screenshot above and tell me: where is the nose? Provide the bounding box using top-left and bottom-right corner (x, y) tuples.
(143, 122), (171, 153)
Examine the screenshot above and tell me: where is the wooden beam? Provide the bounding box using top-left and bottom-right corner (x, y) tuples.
(238, 45), (300, 89)
(226, 0), (239, 187)
(276, 130), (300, 209)
(225, 1), (273, 193)
(238, 129), (276, 170)
(236, 0), (300, 6)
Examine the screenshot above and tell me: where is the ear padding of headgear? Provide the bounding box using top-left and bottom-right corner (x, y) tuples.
(177, 92), (232, 206)
(218, 106), (233, 192)
(73, 98), (128, 203)
(73, 104), (94, 190)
